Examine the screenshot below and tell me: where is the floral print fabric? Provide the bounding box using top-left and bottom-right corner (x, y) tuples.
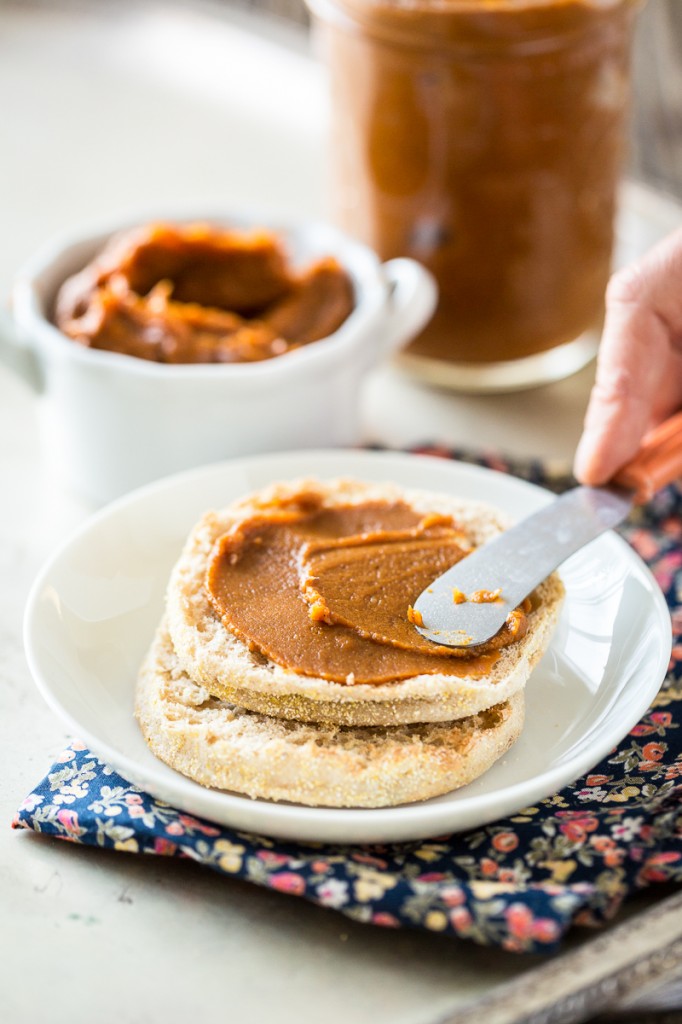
(13, 452), (682, 953)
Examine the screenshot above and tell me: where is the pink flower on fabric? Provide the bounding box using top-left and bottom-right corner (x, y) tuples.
(125, 793), (144, 804)
(269, 872), (306, 895)
(440, 886), (467, 907)
(492, 832), (518, 853)
(153, 838), (178, 856)
(178, 814), (220, 836)
(640, 851), (681, 882)
(127, 805), (145, 819)
(480, 857), (499, 877)
(558, 815), (599, 841)
(352, 853), (388, 869)
(257, 851), (290, 867)
(590, 835), (616, 852)
(56, 809), (81, 835)
(531, 918), (561, 944)
(630, 724), (656, 736)
(505, 903), (534, 940)
(165, 821), (185, 836)
(372, 912), (400, 928)
(449, 907), (473, 931)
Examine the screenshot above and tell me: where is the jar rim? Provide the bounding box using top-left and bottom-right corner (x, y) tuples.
(307, 0), (642, 54)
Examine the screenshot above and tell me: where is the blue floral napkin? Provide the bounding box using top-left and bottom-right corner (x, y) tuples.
(13, 451), (682, 954)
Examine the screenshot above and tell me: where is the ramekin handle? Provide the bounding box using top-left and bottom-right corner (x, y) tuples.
(379, 258), (438, 357)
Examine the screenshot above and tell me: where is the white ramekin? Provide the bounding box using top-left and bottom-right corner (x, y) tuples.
(1, 212), (436, 504)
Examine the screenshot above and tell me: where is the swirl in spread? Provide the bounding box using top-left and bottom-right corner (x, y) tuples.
(206, 492), (531, 685)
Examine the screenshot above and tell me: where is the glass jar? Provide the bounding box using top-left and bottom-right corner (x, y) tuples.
(309, 0), (642, 392)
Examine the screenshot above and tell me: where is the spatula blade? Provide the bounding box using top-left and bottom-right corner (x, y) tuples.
(413, 485), (633, 648)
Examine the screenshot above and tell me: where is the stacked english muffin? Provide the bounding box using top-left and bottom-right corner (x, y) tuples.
(136, 479), (564, 808)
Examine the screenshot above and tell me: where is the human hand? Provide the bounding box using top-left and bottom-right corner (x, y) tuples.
(573, 226), (682, 486)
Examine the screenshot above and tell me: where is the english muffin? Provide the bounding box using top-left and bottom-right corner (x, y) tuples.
(136, 620), (526, 808)
(165, 478), (563, 727)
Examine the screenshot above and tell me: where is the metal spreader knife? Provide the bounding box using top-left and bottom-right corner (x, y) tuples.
(413, 411), (682, 649)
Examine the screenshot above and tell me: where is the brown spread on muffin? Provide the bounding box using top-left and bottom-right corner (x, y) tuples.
(205, 487), (531, 685)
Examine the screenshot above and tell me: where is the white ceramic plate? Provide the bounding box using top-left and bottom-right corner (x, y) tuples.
(24, 450), (671, 844)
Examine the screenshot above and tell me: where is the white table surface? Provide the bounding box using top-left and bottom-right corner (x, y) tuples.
(2, 3), (682, 1022)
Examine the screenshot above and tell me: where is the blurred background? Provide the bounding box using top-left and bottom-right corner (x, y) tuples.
(2, 0), (681, 301)
(630, 0), (682, 195)
(1, 0), (681, 458)
(253, 0), (682, 202)
(2, 0), (680, 298)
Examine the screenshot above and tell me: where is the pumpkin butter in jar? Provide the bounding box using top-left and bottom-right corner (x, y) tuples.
(309, 0), (642, 391)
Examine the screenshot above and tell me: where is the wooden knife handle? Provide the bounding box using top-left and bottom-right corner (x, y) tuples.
(612, 409), (682, 503)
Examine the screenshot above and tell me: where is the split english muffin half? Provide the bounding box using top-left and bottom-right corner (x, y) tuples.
(136, 621), (526, 808)
(165, 478), (564, 727)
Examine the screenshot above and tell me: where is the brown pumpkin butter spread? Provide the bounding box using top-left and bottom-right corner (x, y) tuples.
(324, 0), (639, 365)
(206, 493), (531, 685)
(54, 222), (354, 364)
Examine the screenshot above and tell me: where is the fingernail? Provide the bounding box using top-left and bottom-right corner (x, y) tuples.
(573, 432), (606, 485)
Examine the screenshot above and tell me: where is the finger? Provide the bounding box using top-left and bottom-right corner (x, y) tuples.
(620, 224), (682, 330)
(574, 293), (670, 484)
(574, 230), (682, 485)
